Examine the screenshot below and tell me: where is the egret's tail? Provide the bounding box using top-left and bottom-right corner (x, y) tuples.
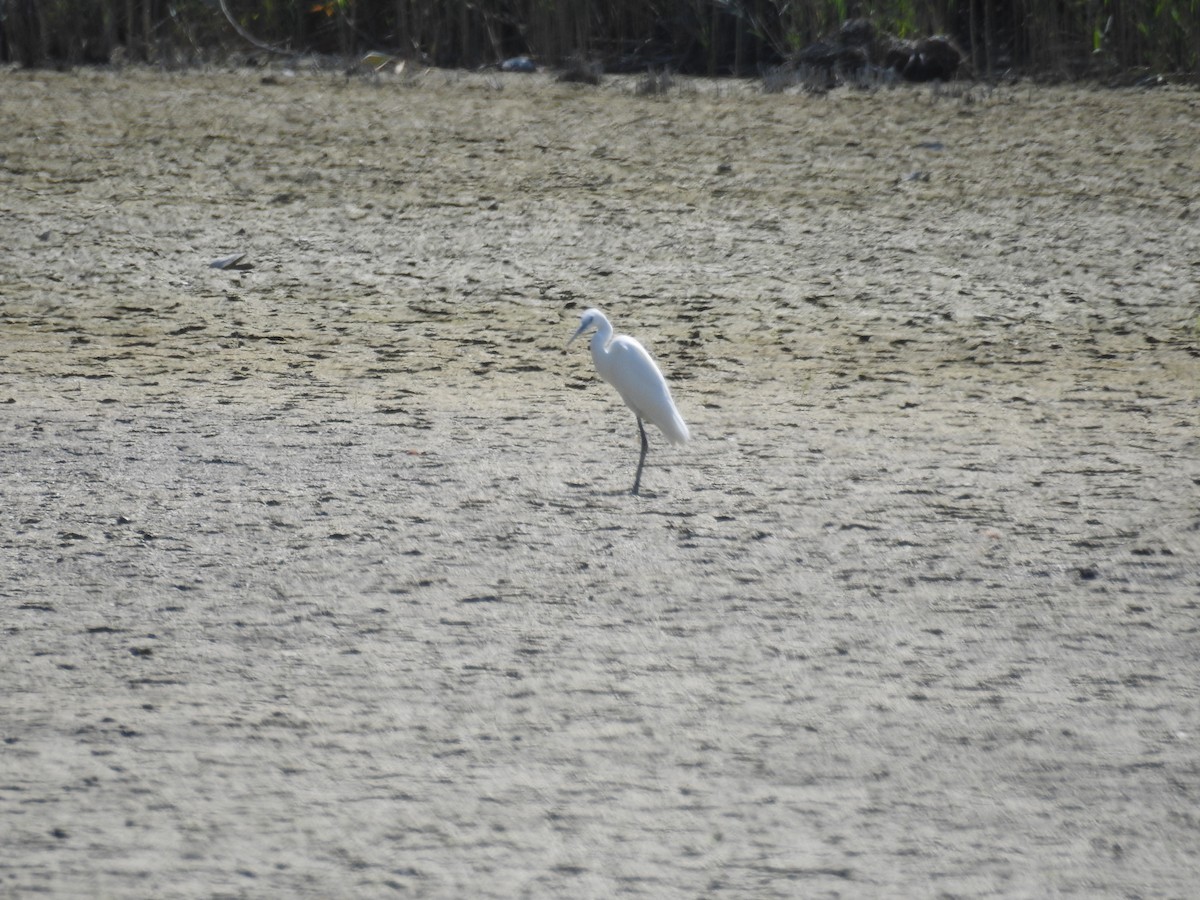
(659, 408), (690, 445)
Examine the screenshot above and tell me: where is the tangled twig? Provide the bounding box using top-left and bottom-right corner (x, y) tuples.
(217, 0), (293, 56)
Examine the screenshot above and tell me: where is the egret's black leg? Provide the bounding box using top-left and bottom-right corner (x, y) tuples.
(632, 416), (649, 495)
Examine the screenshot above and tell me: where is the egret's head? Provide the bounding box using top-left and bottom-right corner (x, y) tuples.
(567, 308), (604, 347)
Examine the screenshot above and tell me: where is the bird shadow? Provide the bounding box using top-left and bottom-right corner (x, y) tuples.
(564, 483), (665, 500)
(611, 488), (667, 500)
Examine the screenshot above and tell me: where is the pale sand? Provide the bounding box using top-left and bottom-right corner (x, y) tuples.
(2, 69), (1198, 897)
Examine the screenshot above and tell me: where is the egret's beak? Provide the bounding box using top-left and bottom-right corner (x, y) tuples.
(566, 322), (588, 348)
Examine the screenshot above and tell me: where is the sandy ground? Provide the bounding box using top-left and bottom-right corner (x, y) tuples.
(1, 66), (1199, 898)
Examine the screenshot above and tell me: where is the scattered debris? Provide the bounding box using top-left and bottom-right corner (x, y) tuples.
(557, 56), (603, 85)
(360, 51), (396, 72)
(209, 253), (250, 270)
(886, 35), (963, 82)
(780, 19), (965, 89)
(635, 68), (674, 96)
(500, 56), (536, 73)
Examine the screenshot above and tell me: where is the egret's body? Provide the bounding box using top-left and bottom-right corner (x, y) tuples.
(567, 308), (689, 494)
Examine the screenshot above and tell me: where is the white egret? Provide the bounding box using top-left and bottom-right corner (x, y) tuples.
(567, 308), (689, 495)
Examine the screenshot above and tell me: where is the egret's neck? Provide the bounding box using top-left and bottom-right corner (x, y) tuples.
(589, 317), (614, 358)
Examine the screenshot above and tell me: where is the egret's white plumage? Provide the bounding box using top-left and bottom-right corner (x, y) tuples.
(567, 308), (688, 494)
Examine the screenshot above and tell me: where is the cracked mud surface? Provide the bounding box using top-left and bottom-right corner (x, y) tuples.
(2, 68), (1199, 897)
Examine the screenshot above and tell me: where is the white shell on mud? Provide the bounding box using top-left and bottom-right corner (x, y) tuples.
(208, 253), (246, 270)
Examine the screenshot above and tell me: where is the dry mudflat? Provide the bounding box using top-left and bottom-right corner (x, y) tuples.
(1, 66), (1199, 898)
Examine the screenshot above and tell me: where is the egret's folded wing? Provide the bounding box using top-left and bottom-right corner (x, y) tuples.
(603, 337), (689, 444)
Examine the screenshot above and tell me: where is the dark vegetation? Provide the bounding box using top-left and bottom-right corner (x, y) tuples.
(1, 0), (1196, 80)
